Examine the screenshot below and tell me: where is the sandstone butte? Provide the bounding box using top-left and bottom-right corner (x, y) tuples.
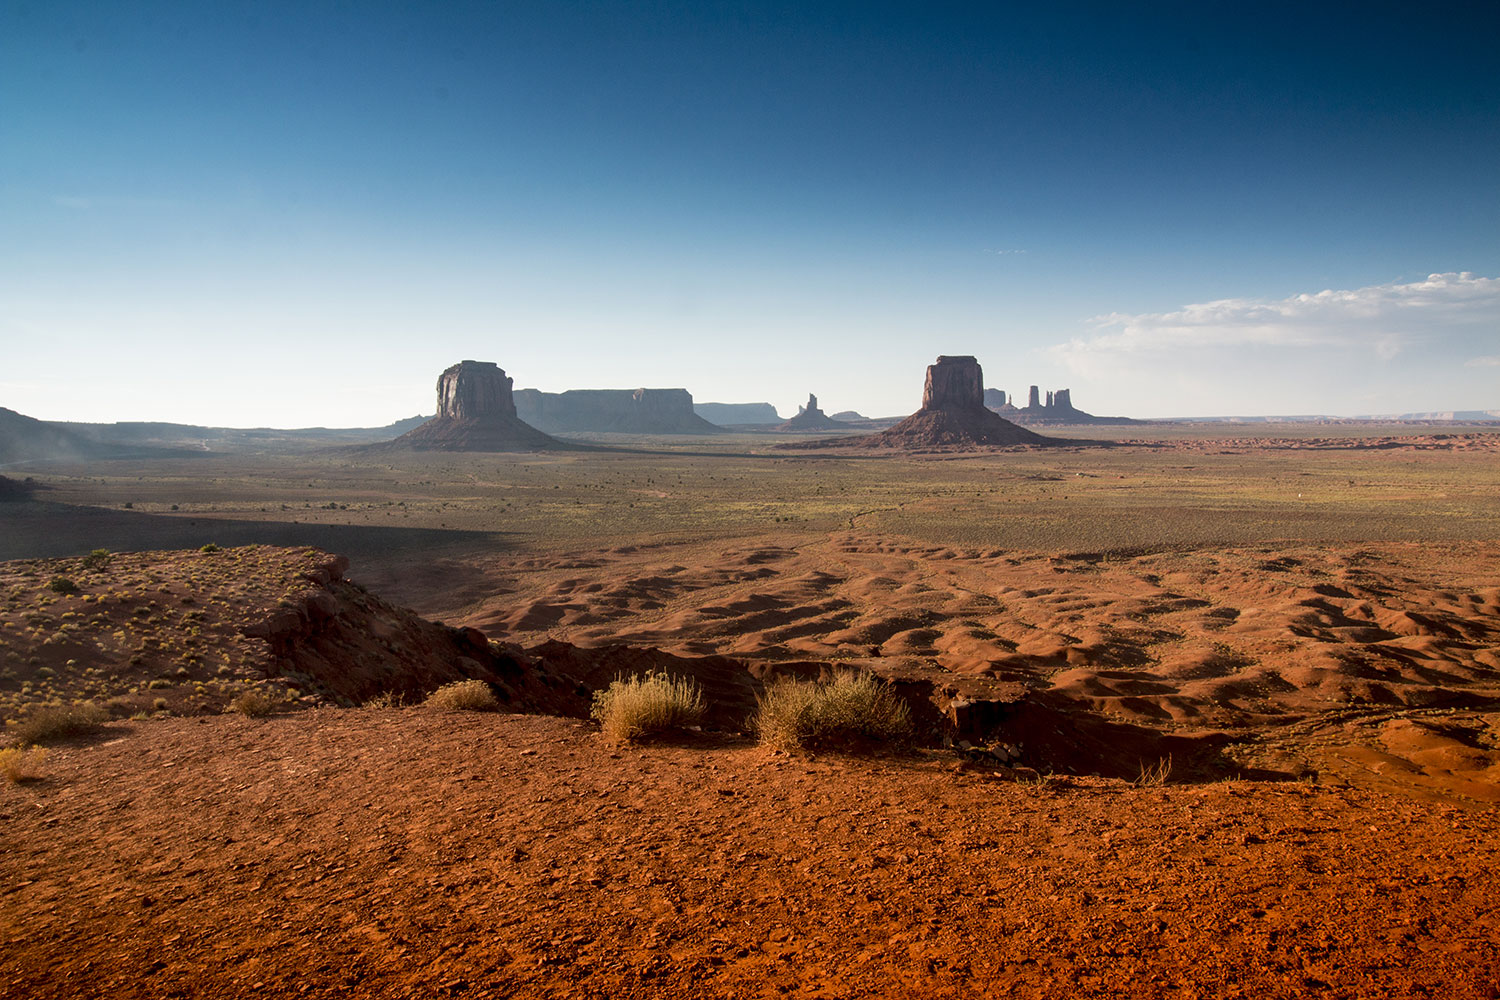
(387, 360), (562, 451)
(780, 355), (1055, 450)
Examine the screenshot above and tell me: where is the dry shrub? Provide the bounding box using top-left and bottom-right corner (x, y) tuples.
(1135, 755), (1173, 787)
(362, 690), (408, 709)
(756, 672), (913, 752)
(11, 703), (109, 745)
(0, 747), (48, 783)
(426, 679), (500, 712)
(227, 689), (280, 718)
(590, 672), (704, 742)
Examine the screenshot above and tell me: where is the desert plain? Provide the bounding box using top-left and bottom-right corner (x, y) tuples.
(3, 422), (1500, 998)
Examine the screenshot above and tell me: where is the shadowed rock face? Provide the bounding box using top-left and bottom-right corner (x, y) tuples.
(437, 361), (517, 420)
(922, 356), (985, 410)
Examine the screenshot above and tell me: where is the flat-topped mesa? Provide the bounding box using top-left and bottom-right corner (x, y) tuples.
(512, 387), (718, 433)
(922, 356), (985, 411)
(437, 360), (516, 420)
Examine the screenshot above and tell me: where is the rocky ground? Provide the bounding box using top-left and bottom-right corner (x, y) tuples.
(4, 709), (1499, 1000)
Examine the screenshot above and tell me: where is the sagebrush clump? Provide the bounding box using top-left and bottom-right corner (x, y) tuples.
(425, 679), (500, 712)
(11, 703), (110, 745)
(227, 689), (279, 717)
(755, 672), (913, 752)
(591, 672), (704, 742)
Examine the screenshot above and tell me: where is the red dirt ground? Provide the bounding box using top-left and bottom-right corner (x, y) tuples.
(4, 709), (1499, 999)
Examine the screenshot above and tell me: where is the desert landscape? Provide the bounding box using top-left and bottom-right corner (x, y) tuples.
(3, 353), (1499, 998)
(8, 3), (1499, 995)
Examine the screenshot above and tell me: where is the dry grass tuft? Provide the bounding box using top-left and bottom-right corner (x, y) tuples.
(227, 689), (280, 718)
(590, 672), (705, 742)
(11, 703), (110, 745)
(362, 690), (409, 709)
(1135, 755), (1173, 787)
(426, 679), (500, 712)
(0, 747), (48, 783)
(755, 672), (913, 752)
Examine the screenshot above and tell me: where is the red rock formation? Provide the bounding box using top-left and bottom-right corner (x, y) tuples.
(389, 361), (561, 451)
(780, 356), (1053, 450)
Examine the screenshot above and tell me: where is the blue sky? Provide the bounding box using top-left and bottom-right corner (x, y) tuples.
(3, 1), (1497, 424)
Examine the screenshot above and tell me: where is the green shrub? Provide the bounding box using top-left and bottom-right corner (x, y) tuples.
(81, 549), (112, 570)
(755, 672), (913, 752)
(47, 576), (79, 595)
(199, 543), (220, 553)
(11, 703), (109, 745)
(426, 679), (500, 712)
(590, 672), (704, 742)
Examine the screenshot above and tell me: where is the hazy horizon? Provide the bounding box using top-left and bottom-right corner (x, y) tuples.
(4, 2), (1496, 426)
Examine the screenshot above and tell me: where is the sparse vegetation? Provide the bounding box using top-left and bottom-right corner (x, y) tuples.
(755, 672), (913, 752)
(47, 576), (79, 595)
(590, 672), (704, 742)
(426, 679), (501, 712)
(11, 703), (109, 745)
(0, 746), (48, 783)
(1135, 755), (1173, 787)
(228, 689), (279, 717)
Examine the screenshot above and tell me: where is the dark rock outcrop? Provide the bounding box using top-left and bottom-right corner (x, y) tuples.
(514, 387), (718, 434)
(237, 551), (586, 713)
(779, 356), (1054, 450)
(389, 361), (561, 451)
(776, 393), (854, 432)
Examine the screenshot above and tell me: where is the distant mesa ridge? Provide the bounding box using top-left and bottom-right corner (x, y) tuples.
(986, 385), (1136, 425)
(694, 401), (781, 426)
(389, 360), (561, 451)
(514, 387), (717, 434)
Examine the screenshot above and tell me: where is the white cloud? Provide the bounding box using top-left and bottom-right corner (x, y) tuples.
(1050, 272), (1500, 374)
(1466, 355), (1500, 368)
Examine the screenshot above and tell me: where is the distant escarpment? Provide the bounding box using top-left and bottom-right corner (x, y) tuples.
(387, 361), (562, 451)
(1, 407), (191, 465)
(780, 356), (1055, 451)
(988, 386), (1138, 425)
(776, 394), (855, 432)
(514, 387), (718, 434)
(694, 401), (782, 426)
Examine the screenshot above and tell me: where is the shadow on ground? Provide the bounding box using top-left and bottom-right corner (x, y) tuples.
(0, 500), (514, 563)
